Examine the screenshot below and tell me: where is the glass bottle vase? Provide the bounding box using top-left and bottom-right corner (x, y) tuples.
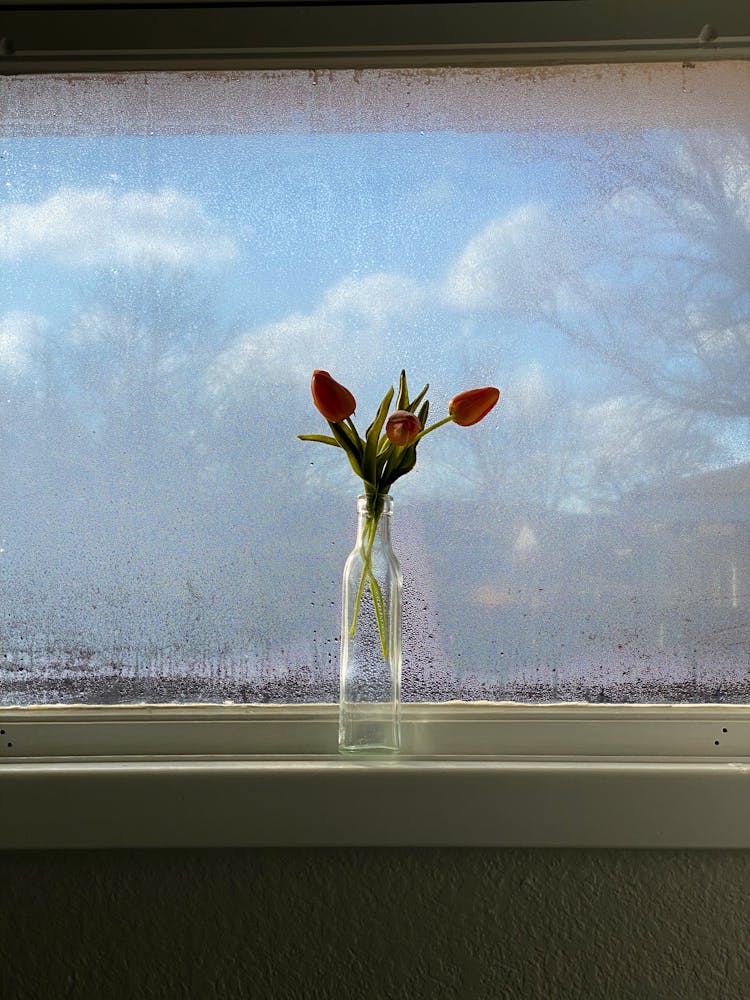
(339, 493), (402, 753)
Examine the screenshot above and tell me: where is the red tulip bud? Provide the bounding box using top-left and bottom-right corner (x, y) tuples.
(311, 369), (356, 423)
(386, 409), (422, 446)
(448, 386), (500, 426)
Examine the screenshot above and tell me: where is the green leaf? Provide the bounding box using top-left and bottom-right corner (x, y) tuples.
(363, 385), (394, 487)
(338, 418), (364, 461)
(298, 434), (341, 447)
(364, 385), (393, 442)
(377, 437), (392, 456)
(369, 573), (388, 659)
(395, 370), (409, 411)
(399, 445), (418, 476)
(416, 399), (429, 429)
(376, 444), (393, 481)
(328, 421), (364, 478)
(382, 443), (418, 492)
(408, 382), (429, 414)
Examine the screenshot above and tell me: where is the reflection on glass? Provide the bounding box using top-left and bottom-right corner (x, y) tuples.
(0, 66), (748, 705)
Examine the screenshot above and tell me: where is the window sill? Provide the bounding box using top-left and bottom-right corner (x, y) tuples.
(2, 703), (749, 849)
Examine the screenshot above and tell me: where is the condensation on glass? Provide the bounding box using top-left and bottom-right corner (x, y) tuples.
(0, 63), (748, 705)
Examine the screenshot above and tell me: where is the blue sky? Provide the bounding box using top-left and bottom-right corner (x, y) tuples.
(0, 127), (600, 429)
(2, 130), (575, 327)
(1, 118), (747, 506)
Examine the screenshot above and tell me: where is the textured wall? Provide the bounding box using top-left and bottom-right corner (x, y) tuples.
(3, 849), (749, 999)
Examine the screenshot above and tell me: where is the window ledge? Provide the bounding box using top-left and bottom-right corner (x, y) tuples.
(2, 703), (750, 848)
(3, 756), (750, 849)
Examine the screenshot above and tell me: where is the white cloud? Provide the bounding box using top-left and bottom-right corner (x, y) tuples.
(501, 363), (554, 422)
(68, 306), (136, 347)
(320, 273), (425, 327)
(442, 204), (559, 312)
(0, 311), (48, 372)
(209, 271), (425, 390)
(0, 187), (236, 268)
(68, 308), (108, 347)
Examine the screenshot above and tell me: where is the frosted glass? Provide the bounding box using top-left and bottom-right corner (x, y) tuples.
(1, 65), (748, 705)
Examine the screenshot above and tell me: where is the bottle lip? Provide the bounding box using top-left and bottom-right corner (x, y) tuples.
(357, 493), (393, 514)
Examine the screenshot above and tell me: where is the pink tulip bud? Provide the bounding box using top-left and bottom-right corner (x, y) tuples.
(386, 409), (422, 446)
(311, 370), (356, 423)
(448, 386), (500, 426)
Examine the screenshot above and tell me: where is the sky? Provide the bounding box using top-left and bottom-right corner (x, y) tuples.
(2, 123), (745, 457)
(0, 130), (571, 342)
(3, 124), (749, 493)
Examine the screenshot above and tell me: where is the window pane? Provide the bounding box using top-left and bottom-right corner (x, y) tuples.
(1, 64), (748, 705)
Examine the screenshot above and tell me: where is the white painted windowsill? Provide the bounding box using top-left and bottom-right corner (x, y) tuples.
(2, 703), (749, 849)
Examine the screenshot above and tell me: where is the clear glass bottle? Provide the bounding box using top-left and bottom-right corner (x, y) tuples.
(339, 493), (402, 753)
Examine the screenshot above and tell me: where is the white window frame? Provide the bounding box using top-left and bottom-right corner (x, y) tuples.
(2, 703), (750, 848)
(1, 0), (749, 849)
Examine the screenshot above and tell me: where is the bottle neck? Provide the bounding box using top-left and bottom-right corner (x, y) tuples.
(356, 494), (393, 549)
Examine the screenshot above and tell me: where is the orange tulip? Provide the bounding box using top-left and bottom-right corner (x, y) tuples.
(386, 409), (421, 446)
(448, 386), (500, 426)
(311, 369), (356, 423)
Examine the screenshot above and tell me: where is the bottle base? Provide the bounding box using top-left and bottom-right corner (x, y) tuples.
(338, 743), (400, 755)
(338, 702), (400, 755)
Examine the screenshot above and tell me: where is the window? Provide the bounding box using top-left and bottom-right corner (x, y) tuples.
(1, 0), (749, 850)
(1, 53), (749, 707)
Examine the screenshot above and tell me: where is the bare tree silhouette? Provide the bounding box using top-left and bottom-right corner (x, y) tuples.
(549, 131), (750, 423)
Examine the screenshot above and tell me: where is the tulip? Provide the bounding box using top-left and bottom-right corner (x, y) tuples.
(386, 409), (421, 446)
(448, 386), (500, 427)
(311, 369), (356, 423)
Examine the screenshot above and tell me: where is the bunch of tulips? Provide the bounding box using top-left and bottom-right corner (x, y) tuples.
(300, 369), (500, 653)
(300, 369), (499, 509)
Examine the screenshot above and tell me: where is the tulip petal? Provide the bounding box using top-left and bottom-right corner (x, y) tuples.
(448, 386), (500, 426)
(385, 409), (421, 446)
(311, 369), (356, 423)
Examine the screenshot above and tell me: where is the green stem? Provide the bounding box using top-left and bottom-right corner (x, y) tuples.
(414, 414), (454, 441)
(350, 516), (374, 636)
(348, 510), (389, 659)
